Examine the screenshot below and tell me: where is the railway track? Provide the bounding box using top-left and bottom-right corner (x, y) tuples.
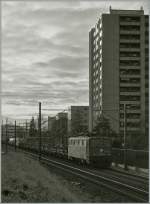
(18, 148), (148, 202)
(87, 168), (149, 192)
(109, 167), (148, 180)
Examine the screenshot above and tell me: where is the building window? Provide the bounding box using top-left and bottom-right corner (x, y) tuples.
(120, 77), (140, 84)
(120, 87), (140, 92)
(120, 122), (124, 127)
(127, 122), (141, 127)
(120, 95), (140, 101)
(120, 51), (140, 57)
(120, 16), (140, 22)
(120, 25), (140, 31)
(120, 35), (140, 40)
(120, 69), (140, 75)
(120, 43), (140, 49)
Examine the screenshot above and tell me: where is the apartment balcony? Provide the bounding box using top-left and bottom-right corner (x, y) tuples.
(146, 87), (149, 93)
(120, 56), (140, 61)
(120, 39), (140, 43)
(120, 118), (140, 122)
(120, 64), (140, 68)
(120, 21), (140, 26)
(120, 69), (140, 75)
(120, 47), (140, 52)
(120, 92), (140, 96)
(120, 30), (140, 35)
(120, 126), (140, 131)
(120, 83), (140, 87)
(145, 44), (149, 49)
(120, 66), (140, 70)
(120, 74), (140, 78)
(120, 109), (141, 114)
(120, 101), (140, 105)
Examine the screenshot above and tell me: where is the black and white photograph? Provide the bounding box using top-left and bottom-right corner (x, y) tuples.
(1, 0), (149, 202)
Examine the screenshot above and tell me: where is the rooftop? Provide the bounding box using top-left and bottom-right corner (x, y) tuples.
(110, 8), (144, 15)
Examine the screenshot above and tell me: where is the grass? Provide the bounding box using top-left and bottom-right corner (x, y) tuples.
(1, 150), (86, 202)
(1, 150), (131, 203)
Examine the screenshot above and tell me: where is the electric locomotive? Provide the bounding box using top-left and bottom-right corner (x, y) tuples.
(68, 136), (111, 168)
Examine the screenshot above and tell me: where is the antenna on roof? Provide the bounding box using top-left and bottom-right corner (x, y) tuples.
(140, 6), (143, 10)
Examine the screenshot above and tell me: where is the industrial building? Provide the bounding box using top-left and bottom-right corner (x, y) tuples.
(89, 8), (149, 147)
(68, 106), (89, 136)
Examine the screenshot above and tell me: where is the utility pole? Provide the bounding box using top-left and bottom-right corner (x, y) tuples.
(2, 120), (3, 141)
(38, 102), (42, 161)
(14, 120), (16, 151)
(124, 104), (128, 170)
(48, 116), (49, 131)
(26, 120), (28, 138)
(5, 118), (8, 153)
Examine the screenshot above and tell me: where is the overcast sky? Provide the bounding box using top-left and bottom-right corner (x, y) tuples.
(2, 0), (149, 121)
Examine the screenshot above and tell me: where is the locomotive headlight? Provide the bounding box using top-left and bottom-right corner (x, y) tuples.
(100, 148), (104, 152)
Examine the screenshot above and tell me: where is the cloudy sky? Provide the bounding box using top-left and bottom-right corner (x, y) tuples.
(2, 0), (149, 121)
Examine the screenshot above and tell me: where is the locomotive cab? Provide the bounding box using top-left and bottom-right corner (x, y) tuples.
(89, 137), (112, 168)
(68, 136), (112, 168)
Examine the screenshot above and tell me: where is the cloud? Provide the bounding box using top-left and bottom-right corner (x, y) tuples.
(2, 0), (149, 120)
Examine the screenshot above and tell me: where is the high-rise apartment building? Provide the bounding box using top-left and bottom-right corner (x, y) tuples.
(89, 8), (149, 147)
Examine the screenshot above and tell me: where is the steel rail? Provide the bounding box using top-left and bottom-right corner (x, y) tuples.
(107, 168), (148, 182)
(89, 168), (148, 192)
(41, 157), (148, 202)
(20, 149), (148, 202)
(6, 145), (148, 202)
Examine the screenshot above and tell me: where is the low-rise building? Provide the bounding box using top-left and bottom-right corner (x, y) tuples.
(68, 106), (89, 136)
(48, 116), (56, 132)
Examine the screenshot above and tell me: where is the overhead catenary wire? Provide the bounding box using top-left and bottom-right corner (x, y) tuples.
(42, 109), (67, 111)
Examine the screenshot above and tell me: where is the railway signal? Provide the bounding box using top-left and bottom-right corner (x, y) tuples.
(5, 119), (8, 153)
(15, 120), (17, 151)
(38, 102), (42, 161)
(26, 120), (28, 138)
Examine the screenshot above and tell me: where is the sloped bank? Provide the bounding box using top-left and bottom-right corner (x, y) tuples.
(2, 150), (131, 203)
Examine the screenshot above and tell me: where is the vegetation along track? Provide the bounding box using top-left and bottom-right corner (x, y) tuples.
(15, 148), (148, 203)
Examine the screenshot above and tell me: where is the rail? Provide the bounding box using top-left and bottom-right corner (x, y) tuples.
(15, 146), (148, 203)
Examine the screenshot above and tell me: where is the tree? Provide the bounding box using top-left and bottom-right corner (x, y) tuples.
(16, 126), (25, 139)
(93, 115), (111, 137)
(112, 138), (122, 148)
(131, 132), (148, 150)
(92, 115), (119, 145)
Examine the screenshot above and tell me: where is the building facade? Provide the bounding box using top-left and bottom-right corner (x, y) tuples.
(68, 106), (89, 136)
(89, 8), (149, 147)
(48, 116), (56, 132)
(56, 112), (68, 120)
(48, 113), (68, 147)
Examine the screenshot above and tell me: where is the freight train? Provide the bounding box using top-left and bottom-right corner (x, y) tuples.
(18, 135), (112, 168)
